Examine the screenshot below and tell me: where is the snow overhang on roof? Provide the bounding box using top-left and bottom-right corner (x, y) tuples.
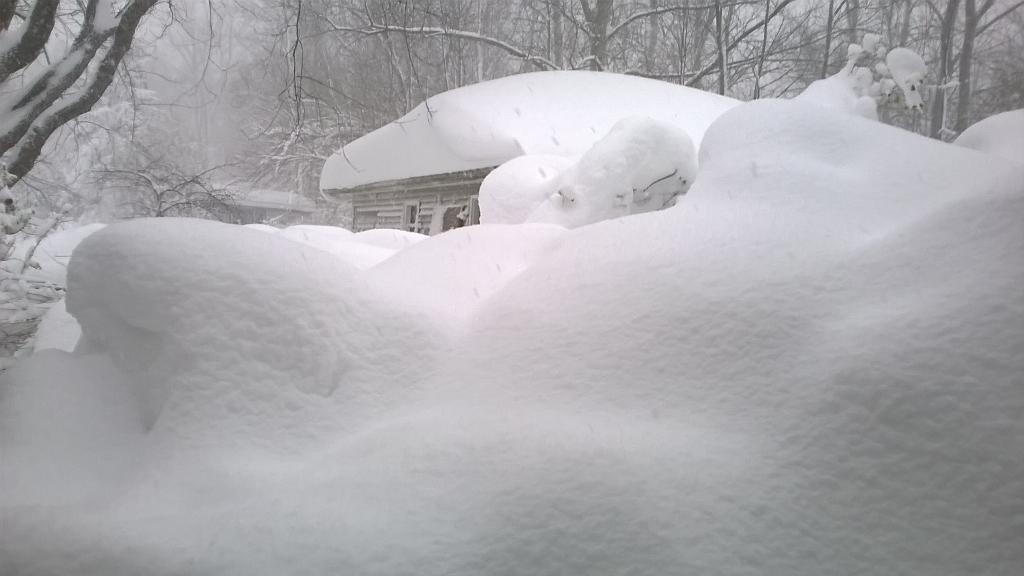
(319, 71), (739, 192)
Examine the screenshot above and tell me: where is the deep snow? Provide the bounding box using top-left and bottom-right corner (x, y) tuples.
(2, 100), (1022, 576)
(954, 108), (1024, 163)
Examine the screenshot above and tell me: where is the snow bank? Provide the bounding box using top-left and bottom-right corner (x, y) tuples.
(525, 116), (696, 228)
(365, 223), (566, 325)
(954, 108), (1024, 163)
(61, 218), (443, 441)
(478, 154), (574, 224)
(279, 224), (395, 269)
(353, 228), (428, 251)
(2, 100), (1022, 575)
(320, 71), (738, 190)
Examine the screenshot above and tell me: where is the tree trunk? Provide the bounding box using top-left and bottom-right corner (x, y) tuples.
(644, 0), (660, 71)
(822, 0), (836, 78)
(929, 0), (961, 139)
(954, 0), (980, 132)
(582, 0), (613, 70)
(754, 0), (770, 99)
(715, 0), (727, 94)
(549, 0), (564, 68)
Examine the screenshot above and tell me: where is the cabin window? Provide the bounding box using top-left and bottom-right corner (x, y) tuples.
(402, 203), (419, 232)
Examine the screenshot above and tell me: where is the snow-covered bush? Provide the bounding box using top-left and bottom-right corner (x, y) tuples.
(478, 154), (575, 225)
(523, 116), (696, 228)
(798, 33), (927, 119)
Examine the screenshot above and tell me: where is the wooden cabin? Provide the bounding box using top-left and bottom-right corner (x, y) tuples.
(318, 72), (738, 234)
(323, 167), (491, 235)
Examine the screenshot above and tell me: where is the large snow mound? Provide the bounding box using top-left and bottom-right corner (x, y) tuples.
(954, 108), (1024, 163)
(62, 218), (444, 441)
(320, 71), (738, 190)
(2, 100), (1022, 575)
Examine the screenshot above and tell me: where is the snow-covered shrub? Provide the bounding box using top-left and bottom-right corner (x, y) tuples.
(478, 154), (575, 225)
(798, 33), (927, 119)
(525, 116), (696, 228)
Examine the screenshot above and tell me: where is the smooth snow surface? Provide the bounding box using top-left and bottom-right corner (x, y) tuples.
(3, 100), (1023, 576)
(320, 71), (738, 190)
(32, 299), (81, 352)
(954, 108), (1024, 163)
(279, 224), (395, 269)
(353, 228), (429, 251)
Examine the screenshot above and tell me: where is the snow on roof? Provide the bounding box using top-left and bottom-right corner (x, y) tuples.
(319, 71), (739, 191)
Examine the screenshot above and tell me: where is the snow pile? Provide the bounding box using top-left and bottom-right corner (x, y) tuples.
(478, 154), (574, 224)
(278, 224), (395, 269)
(320, 71), (738, 191)
(480, 117), (696, 228)
(525, 117), (696, 228)
(954, 108), (1024, 163)
(353, 228), (428, 251)
(365, 223), (566, 324)
(61, 219), (444, 436)
(2, 100), (1023, 575)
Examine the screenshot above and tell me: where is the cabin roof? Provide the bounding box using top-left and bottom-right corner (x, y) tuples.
(320, 71), (738, 192)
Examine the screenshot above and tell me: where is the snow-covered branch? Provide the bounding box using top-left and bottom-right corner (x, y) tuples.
(327, 19), (560, 71)
(1, 0), (159, 181)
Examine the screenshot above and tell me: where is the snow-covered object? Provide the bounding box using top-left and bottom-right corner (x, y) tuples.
(886, 47), (927, 110)
(954, 108), (1024, 163)
(279, 224), (394, 269)
(862, 33), (881, 53)
(797, 56), (874, 119)
(320, 71), (738, 191)
(478, 154), (575, 224)
(2, 100), (1023, 575)
(352, 228), (428, 251)
(526, 116), (697, 228)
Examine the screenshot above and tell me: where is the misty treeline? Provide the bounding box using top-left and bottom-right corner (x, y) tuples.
(2, 0), (1022, 223)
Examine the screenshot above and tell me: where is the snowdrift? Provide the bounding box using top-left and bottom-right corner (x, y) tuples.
(320, 71), (738, 191)
(954, 108), (1024, 163)
(2, 100), (1022, 576)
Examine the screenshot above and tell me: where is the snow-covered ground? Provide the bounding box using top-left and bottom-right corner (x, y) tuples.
(1, 99), (1022, 575)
